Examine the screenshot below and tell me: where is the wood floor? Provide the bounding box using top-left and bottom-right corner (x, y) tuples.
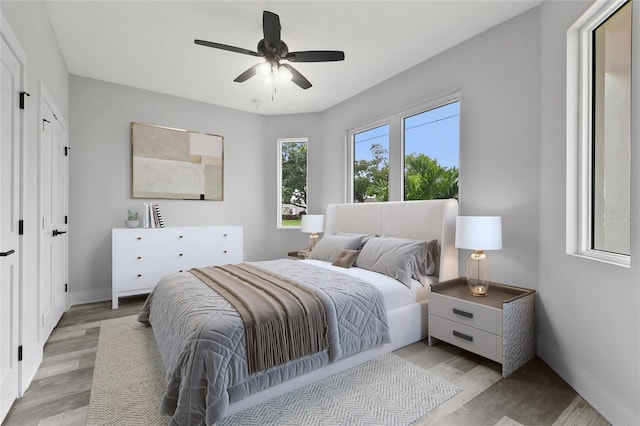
(2, 296), (610, 426)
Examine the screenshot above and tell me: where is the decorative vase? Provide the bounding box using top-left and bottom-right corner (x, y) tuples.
(125, 220), (139, 228)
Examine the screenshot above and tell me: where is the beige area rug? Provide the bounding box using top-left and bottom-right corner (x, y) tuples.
(87, 315), (460, 426)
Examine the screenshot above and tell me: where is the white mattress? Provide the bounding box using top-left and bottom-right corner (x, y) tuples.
(300, 259), (435, 311)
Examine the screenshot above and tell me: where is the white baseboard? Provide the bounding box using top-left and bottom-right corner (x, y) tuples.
(69, 288), (112, 307)
(19, 346), (43, 397)
(538, 341), (639, 426)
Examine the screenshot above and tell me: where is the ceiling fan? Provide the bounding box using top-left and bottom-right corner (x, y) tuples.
(194, 10), (345, 92)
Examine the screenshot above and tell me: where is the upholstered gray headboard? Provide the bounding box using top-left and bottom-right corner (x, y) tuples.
(324, 199), (459, 281)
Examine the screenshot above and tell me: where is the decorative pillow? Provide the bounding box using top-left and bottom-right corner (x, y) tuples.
(354, 237), (439, 287)
(308, 234), (364, 262)
(331, 249), (360, 268)
(336, 232), (377, 250)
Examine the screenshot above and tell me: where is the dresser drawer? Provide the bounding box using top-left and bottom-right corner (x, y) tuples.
(163, 227), (242, 246)
(430, 292), (502, 335)
(114, 265), (167, 292)
(430, 315), (502, 363)
(113, 246), (164, 267)
(113, 229), (164, 247)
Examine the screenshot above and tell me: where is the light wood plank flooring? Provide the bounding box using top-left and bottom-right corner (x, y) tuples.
(2, 296), (610, 425)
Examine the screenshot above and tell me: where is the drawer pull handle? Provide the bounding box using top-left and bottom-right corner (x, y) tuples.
(223, 250), (228, 254)
(137, 274), (142, 278)
(179, 253), (183, 257)
(223, 233), (228, 237)
(453, 308), (473, 319)
(453, 330), (474, 342)
(179, 235), (184, 239)
(137, 256), (142, 260)
(136, 237), (142, 240)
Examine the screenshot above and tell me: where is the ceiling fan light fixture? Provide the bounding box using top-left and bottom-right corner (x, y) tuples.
(195, 10), (344, 92)
(256, 61), (271, 76)
(278, 65), (292, 82)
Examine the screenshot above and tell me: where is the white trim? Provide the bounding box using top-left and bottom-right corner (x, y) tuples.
(566, 0), (631, 268)
(346, 90), (461, 203)
(1, 12), (30, 400)
(276, 137), (308, 229)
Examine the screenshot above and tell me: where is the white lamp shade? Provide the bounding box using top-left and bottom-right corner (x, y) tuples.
(301, 215), (325, 233)
(455, 216), (502, 250)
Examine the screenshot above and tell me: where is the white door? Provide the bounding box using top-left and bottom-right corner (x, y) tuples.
(40, 101), (68, 340)
(0, 36), (22, 422)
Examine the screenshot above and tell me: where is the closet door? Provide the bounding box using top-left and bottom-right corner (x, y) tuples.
(0, 35), (23, 422)
(39, 94), (68, 341)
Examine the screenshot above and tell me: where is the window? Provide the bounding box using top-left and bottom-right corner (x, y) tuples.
(567, 0), (632, 265)
(353, 124), (389, 203)
(277, 138), (308, 228)
(348, 94), (460, 203)
(403, 101), (459, 200)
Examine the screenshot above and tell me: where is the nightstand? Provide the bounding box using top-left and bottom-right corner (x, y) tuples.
(287, 251), (307, 260)
(428, 278), (535, 377)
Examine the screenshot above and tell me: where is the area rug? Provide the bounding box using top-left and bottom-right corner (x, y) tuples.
(87, 315), (460, 425)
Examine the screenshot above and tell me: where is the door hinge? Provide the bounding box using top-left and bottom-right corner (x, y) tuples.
(65, 283), (68, 293)
(19, 92), (30, 110)
(18, 220), (23, 235)
(18, 345), (23, 362)
(64, 146), (70, 156)
(64, 215), (68, 224)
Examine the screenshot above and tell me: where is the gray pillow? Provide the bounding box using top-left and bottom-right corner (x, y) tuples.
(331, 249), (360, 268)
(354, 237), (439, 287)
(336, 232), (377, 250)
(308, 234), (364, 262)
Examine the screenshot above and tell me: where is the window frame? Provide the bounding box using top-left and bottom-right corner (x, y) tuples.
(567, 0), (631, 267)
(400, 96), (461, 201)
(347, 92), (460, 203)
(277, 137), (309, 229)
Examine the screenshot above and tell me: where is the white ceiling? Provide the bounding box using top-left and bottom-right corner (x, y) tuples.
(43, 1), (542, 116)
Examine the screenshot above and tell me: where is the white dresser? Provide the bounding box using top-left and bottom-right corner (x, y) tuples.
(112, 226), (243, 309)
(428, 278), (535, 377)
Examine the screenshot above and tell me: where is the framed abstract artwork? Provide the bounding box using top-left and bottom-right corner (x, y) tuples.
(131, 122), (224, 200)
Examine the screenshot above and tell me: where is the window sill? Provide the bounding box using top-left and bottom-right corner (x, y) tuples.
(569, 250), (630, 268)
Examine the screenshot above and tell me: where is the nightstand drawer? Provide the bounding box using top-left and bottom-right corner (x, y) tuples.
(430, 315), (502, 363)
(430, 292), (502, 335)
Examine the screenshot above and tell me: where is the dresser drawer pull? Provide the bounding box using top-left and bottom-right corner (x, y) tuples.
(179, 253), (183, 257)
(137, 256), (142, 260)
(179, 235), (184, 239)
(452, 330), (474, 342)
(136, 237), (142, 240)
(453, 308), (473, 319)
(223, 250), (228, 254)
(137, 274), (142, 278)
(223, 233), (228, 237)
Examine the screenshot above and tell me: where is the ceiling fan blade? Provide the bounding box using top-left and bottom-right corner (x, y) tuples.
(285, 50), (345, 62)
(262, 11), (281, 51)
(234, 63), (262, 83)
(194, 39), (260, 57)
(280, 64), (312, 89)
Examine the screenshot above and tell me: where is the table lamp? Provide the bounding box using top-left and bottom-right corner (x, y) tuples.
(455, 216), (502, 296)
(301, 214), (324, 256)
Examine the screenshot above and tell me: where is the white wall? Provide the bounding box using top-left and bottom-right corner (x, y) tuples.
(68, 76), (314, 304)
(1, 0), (69, 390)
(538, 1), (639, 424)
(318, 8), (542, 291)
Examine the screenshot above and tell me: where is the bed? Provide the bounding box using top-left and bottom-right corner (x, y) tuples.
(138, 199), (458, 425)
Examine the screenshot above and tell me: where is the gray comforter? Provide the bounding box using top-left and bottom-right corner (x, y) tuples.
(138, 259), (390, 425)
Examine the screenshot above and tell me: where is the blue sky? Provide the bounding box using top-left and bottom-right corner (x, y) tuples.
(354, 101), (459, 169)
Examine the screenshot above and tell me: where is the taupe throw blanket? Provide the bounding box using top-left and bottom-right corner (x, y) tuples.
(191, 263), (328, 374)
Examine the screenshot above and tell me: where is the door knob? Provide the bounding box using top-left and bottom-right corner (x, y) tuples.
(52, 229), (67, 237)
